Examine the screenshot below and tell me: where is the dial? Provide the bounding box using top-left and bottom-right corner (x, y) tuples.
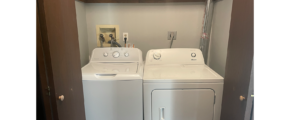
(103, 52), (108, 57)
(191, 53), (196, 57)
(153, 53), (161, 60)
(112, 51), (120, 58)
(124, 52), (129, 57)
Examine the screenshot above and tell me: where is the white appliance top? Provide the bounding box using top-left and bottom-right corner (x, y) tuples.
(82, 48), (143, 80)
(90, 62), (138, 74)
(143, 48), (223, 83)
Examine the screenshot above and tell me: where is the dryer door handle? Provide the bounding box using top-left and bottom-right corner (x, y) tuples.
(160, 107), (165, 120)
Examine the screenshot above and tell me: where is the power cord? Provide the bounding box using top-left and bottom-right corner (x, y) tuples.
(170, 32), (174, 48)
(124, 37), (127, 47)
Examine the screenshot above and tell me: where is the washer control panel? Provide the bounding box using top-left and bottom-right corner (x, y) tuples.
(91, 48), (142, 62)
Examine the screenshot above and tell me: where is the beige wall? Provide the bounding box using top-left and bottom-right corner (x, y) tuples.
(75, 1), (89, 67)
(207, 0), (233, 77)
(84, 3), (206, 60)
(75, 1), (233, 71)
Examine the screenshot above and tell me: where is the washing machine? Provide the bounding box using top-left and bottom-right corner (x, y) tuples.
(143, 48), (224, 120)
(82, 48), (143, 120)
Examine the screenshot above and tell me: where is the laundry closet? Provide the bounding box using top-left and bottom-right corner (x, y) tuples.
(36, 0), (253, 119)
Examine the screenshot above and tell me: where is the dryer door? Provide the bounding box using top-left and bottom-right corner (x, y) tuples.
(152, 89), (215, 120)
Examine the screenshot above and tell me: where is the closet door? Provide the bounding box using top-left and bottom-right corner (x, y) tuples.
(152, 89), (215, 120)
(37, 0), (86, 119)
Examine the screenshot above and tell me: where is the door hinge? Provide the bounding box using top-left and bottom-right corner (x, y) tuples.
(46, 86), (50, 96)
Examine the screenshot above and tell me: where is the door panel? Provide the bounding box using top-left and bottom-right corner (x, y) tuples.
(37, 6), (54, 120)
(152, 89), (215, 120)
(37, 0), (86, 120)
(83, 80), (143, 120)
(220, 0), (253, 119)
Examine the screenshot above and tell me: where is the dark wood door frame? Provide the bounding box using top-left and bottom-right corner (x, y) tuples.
(37, 62), (48, 120)
(220, 0), (253, 120)
(35, 1), (58, 120)
(37, 0), (86, 120)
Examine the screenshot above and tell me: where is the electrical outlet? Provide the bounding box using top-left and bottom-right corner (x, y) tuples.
(167, 31), (177, 40)
(123, 32), (128, 41)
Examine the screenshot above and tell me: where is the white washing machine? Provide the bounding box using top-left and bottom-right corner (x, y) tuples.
(82, 48), (143, 120)
(143, 48), (224, 120)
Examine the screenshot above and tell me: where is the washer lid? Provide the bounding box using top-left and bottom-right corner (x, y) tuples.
(143, 65), (223, 83)
(82, 62), (142, 80)
(93, 62), (139, 74)
(83, 62), (138, 74)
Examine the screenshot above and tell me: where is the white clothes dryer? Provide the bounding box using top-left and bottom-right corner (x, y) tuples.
(143, 48), (224, 120)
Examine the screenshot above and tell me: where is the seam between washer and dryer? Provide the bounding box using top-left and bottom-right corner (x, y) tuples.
(136, 62), (139, 73)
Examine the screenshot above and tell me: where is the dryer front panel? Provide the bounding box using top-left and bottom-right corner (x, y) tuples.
(152, 89), (215, 120)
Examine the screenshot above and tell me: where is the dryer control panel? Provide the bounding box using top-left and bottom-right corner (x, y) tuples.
(145, 48), (205, 65)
